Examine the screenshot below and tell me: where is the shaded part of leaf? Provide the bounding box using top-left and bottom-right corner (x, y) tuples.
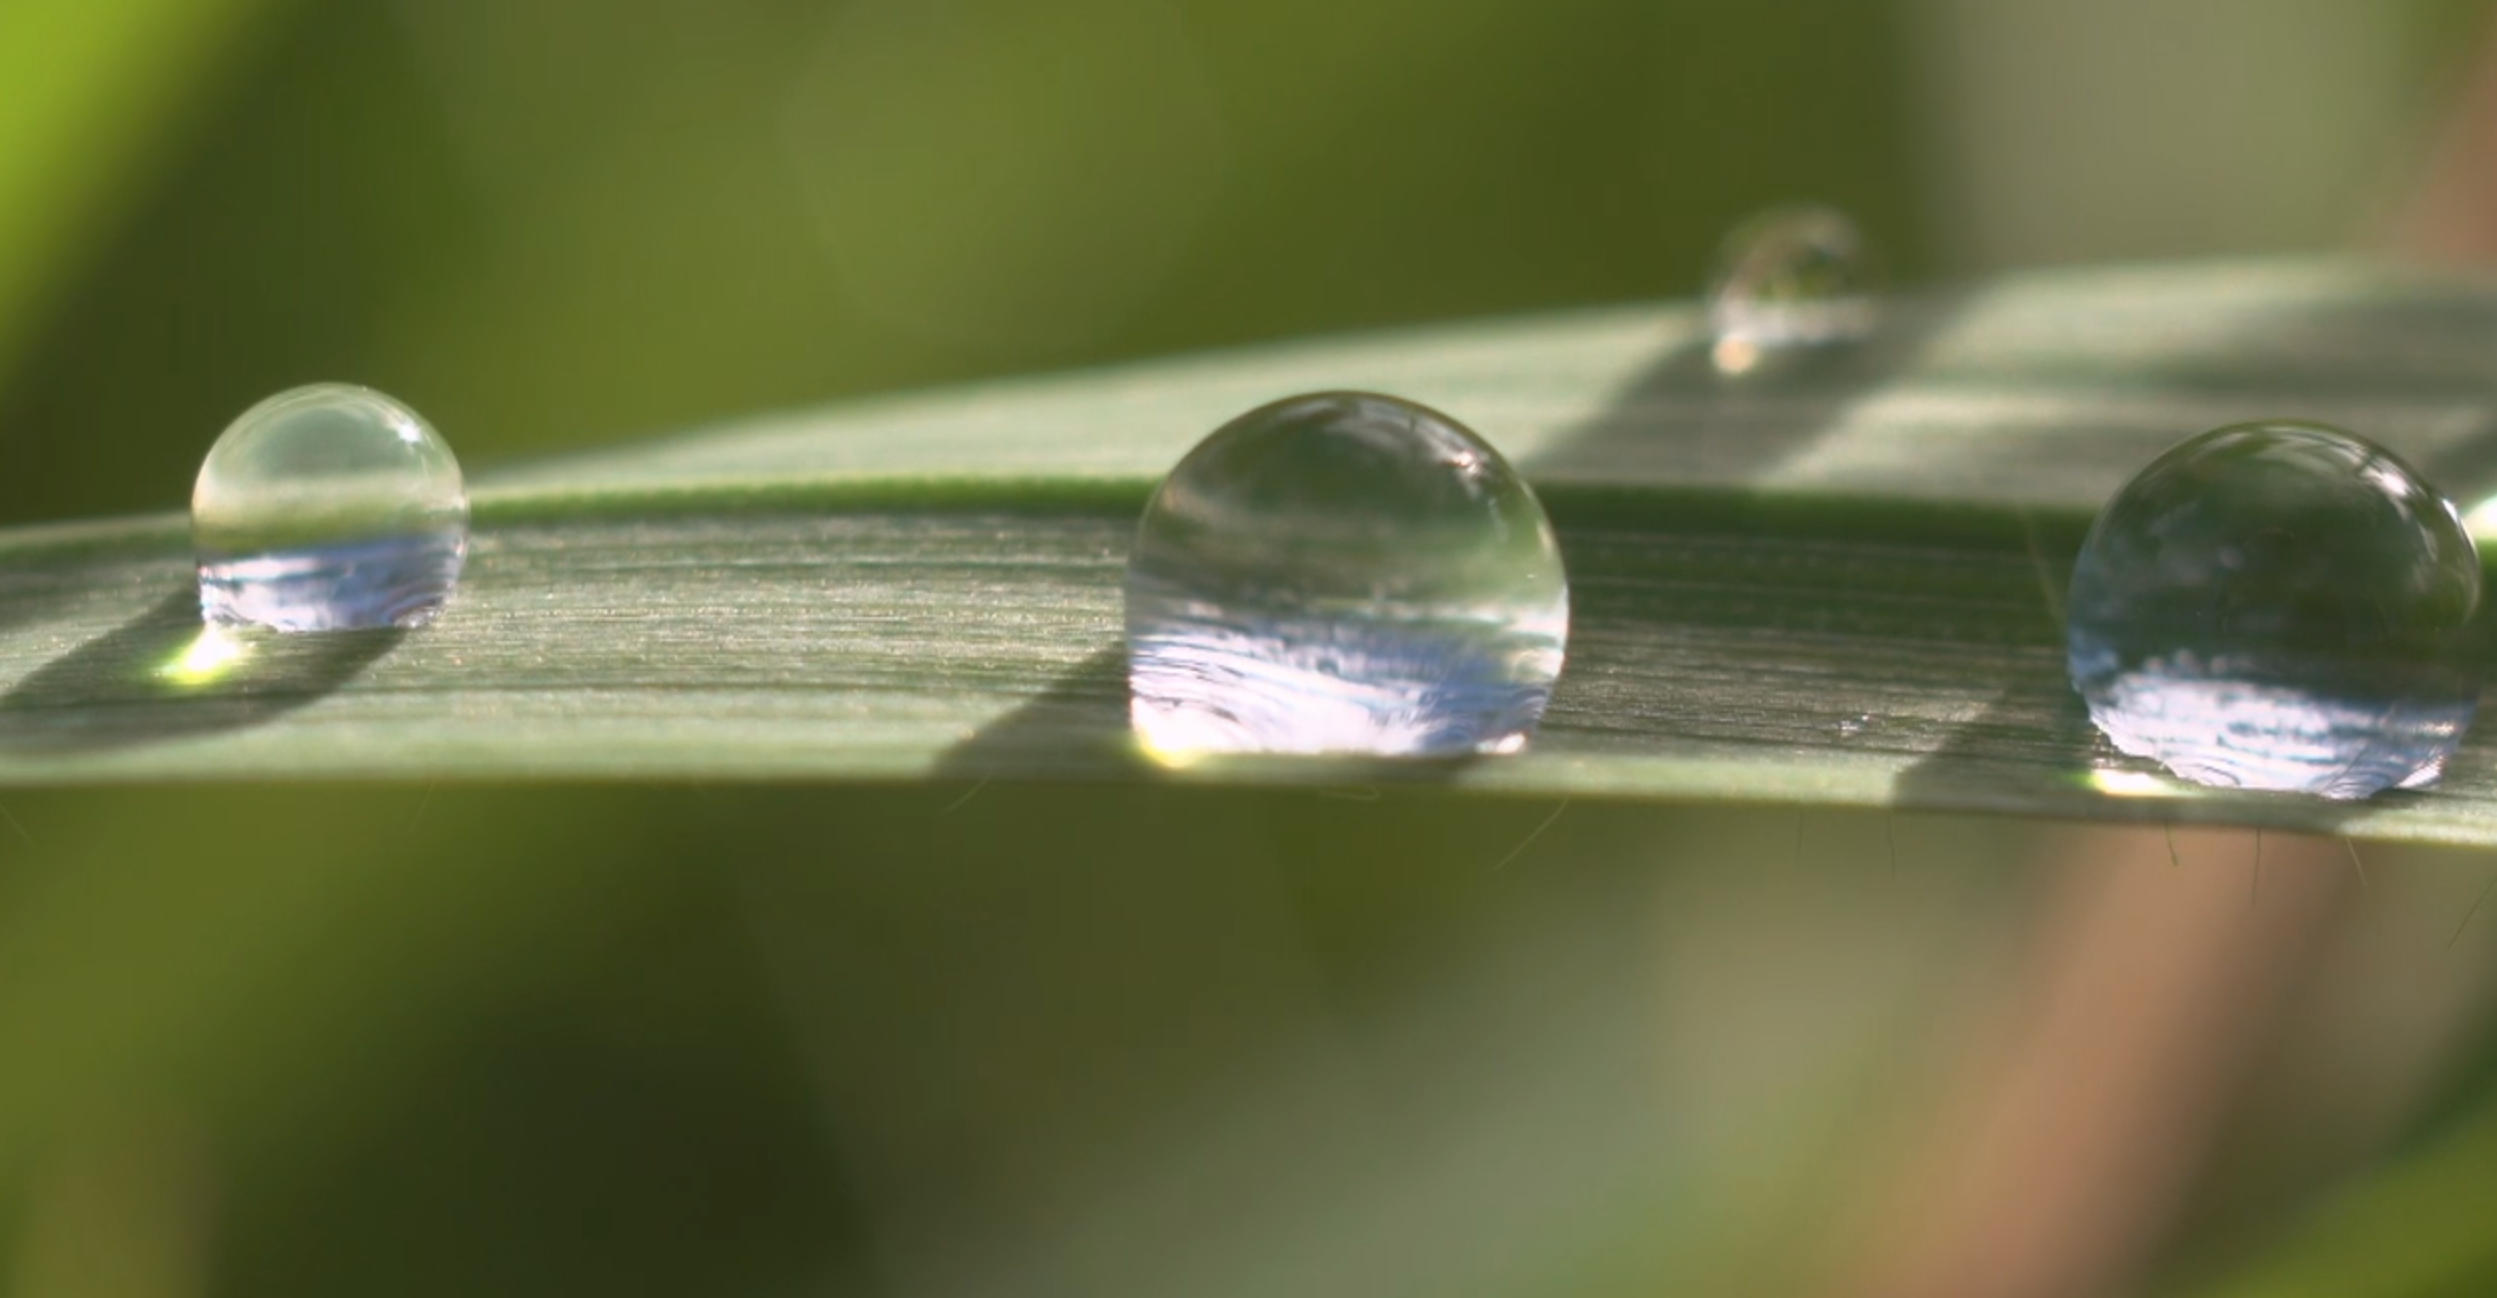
(1888, 648), (2100, 795)
(934, 644), (1136, 781)
(1520, 286), (1971, 488)
(0, 586), (400, 751)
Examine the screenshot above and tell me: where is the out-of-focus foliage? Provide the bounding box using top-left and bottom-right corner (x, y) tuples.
(0, 0), (283, 377)
(4, 0), (1914, 522)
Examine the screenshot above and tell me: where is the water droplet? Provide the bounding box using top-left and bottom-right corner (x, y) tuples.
(1125, 392), (1570, 760)
(1706, 205), (1878, 373)
(1836, 713), (1871, 737)
(2067, 421), (2481, 799)
(193, 384), (468, 632)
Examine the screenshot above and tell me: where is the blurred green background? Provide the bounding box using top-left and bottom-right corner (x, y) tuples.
(5, 2), (2497, 1296)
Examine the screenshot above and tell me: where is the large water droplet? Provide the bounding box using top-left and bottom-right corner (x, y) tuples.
(1125, 392), (1570, 760)
(2067, 421), (2482, 799)
(193, 384), (469, 632)
(1706, 204), (1878, 372)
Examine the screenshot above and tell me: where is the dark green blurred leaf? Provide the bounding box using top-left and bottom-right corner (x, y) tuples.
(0, 0), (282, 377)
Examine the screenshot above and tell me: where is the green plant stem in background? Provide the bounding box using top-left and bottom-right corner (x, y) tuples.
(2169, 1098), (2497, 1298)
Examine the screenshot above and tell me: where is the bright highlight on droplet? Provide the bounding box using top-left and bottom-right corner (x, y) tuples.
(158, 626), (253, 687)
(2461, 494), (2497, 539)
(1710, 337), (1761, 376)
(2085, 769), (2186, 799)
(2067, 421), (2482, 800)
(192, 384), (469, 632)
(1706, 205), (1878, 368)
(1125, 392), (1571, 760)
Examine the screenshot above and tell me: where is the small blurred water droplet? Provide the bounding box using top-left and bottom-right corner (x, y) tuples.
(193, 384), (469, 632)
(1125, 392), (1569, 760)
(2066, 421), (2480, 799)
(1706, 205), (1879, 373)
(1836, 713), (1870, 737)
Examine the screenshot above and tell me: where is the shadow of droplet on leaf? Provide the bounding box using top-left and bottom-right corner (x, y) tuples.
(0, 587), (404, 750)
(1888, 652), (2106, 802)
(933, 644), (1138, 780)
(1522, 292), (1968, 488)
(1888, 637), (2403, 836)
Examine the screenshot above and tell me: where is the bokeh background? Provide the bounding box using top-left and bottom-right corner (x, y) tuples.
(5, 2), (2497, 1296)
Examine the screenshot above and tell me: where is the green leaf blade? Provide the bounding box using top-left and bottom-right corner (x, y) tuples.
(2, 259), (2495, 847)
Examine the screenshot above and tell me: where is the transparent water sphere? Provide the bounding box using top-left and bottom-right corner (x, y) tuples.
(193, 384), (469, 632)
(1706, 204), (1878, 370)
(1125, 392), (1570, 760)
(2066, 421), (2481, 799)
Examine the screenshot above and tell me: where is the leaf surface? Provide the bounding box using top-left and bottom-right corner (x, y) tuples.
(6, 260), (2497, 844)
